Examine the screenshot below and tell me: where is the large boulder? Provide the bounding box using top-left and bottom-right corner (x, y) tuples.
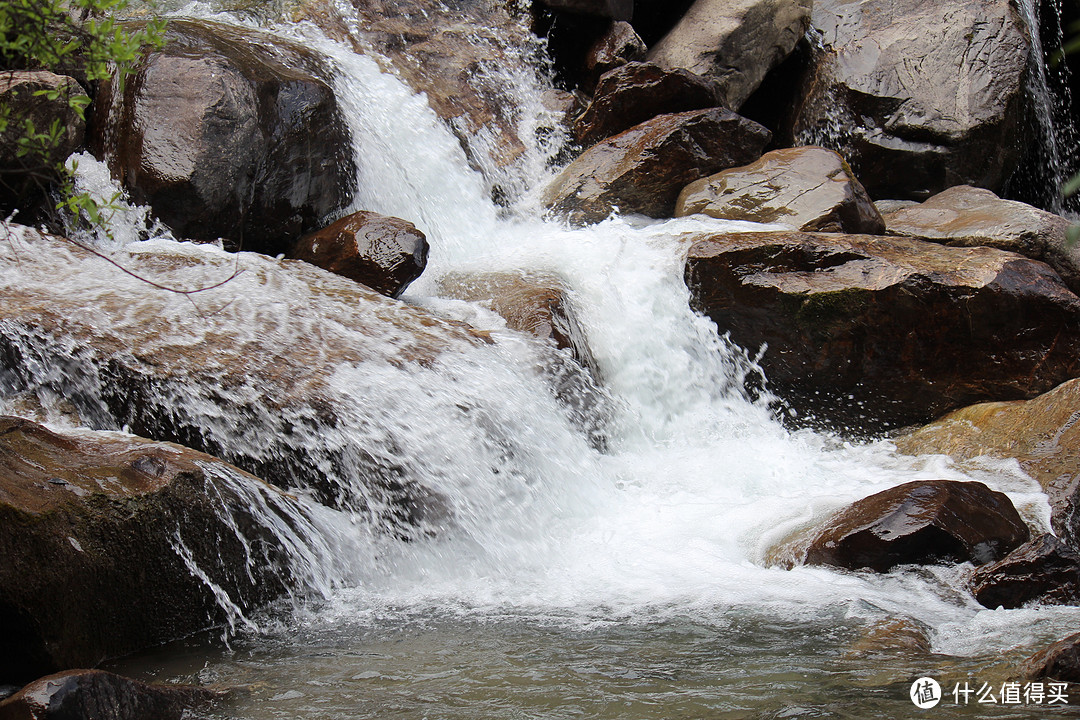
(647, 0), (812, 110)
(0, 72), (88, 217)
(582, 21), (647, 93)
(791, 0), (1030, 200)
(969, 534), (1080, 609)
(894, 378), (1080, 547)
(544, 107), (771, 223)
(289, 210), (429, 298)
(0, 225), (489, 524)
(675, 146), (886, 233)
(881, 185), (1080, 295)
(573, 62), (723, 147)
(684, 231), (1080, 430)
(0, 669), (220, 720)
(803, 480), (1029, 572)
(0, 417), (321, 682)
(91, 19), (356, 257)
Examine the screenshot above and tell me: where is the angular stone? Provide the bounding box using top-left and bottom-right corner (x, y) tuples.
(676, 146), (885, 234)
(0, 669), (220, 720)
(648, 0), (812, 109)
(804, 480), (1029, 572)
(970, 534), (1080, 609)
(583, 21), (647, 92)
(882, 185), (1080, 294)
(289, 211), (428, 298)
(792, 0), (1029, 200)
(0, 418), (313, 681)
(544, 107), (771, 224)
(1022, 632), (1080, 683)
(894, 378), (1080, 547)
(92, 19), (356, 257)
(573, 62), (722, 148)
(684, 231), (1080, 430)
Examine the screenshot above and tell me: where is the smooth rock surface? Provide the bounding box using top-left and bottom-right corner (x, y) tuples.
(648, 0), (812, 109)
(803, 480), (1029, 572)
(582, 21), (647, 92)
(882, 185), (1080, 294)
(545, 107), (771, 224)
(792, 0), (1029, 199)
(289, 211), (428, 298)
(969, 534), (1080, 609)
(92, 19), (355, 257)
(675, 146), (885, 233)
(684, 231), (1080, 430)
(894, 378), (1080, 547)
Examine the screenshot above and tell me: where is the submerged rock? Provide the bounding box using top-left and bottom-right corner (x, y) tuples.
(803, 480), (1029, 572)
(573, 62), (723, 148)
(0, 669), (221, 720)
(0, 417), (319, 682)
(92, 19), (356, 257)
(792, 0), (1029, 200)
(881, 185), (1080, 295)
(894, 378), (1080, 548)
(544, 107), (770, 223)
(684, 231), (1080, 430)
(675, 146), (885, 233)
(648, 0), (812, 110)
(969, 534), (1080, 609)
(289, 210), (429, 298)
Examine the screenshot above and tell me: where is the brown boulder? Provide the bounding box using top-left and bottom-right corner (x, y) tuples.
(675, 146), (885, 233)
(792, 0), (1029, 200)
(0, 417), (317, 682)
(573, 62), (723, 148)
(1022, 633), (1080, 683)
(544, 107), (771, 224)
(289, 211), (428, 298)
(969, 534), (1080, 609)
(882, 185), (1080, 294)
(648, 0), (812, 109)
(684, 231), (1080, 430)
(804, 480), (1029, 572)
(92, 19), (356, 257)
(894, 378), (1080, 547)
(582, 21), (647, 92)
(0, 669), (221, 720)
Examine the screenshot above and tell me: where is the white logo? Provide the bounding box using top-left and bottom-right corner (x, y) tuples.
(911, 677), (942, 709)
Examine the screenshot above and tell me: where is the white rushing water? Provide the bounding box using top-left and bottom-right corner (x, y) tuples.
(30, 7), (1080, 687)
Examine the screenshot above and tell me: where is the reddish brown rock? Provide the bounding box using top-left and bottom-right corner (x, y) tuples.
(0, 669), (221, 720)
(573, 62), (723, 148)
(1022, 632), (1080, 683)
(894, 378), (1080, 548)
(544, 107), (771, 224)
(676, 146), (885, 233)
(290, 211), (428, 298)
(582, 21), (647, 92)
(804, 480), (1029, 572)
(882, 185), (1080, 294)
(684, 231), (1080, 430)
(970, 534), (1080, 609)
(92, 20), (356, 257)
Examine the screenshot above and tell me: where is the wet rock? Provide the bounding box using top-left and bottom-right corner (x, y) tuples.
(582, 21), (647, 92)
(881, 185), (1080, 295)
(0, 417), (315, 682)
(0, 669), (221, 720)
(0, 72), (88, 218)
(289, 211), (429, 298)
(803, 480), (1029, 572)
(573, 62), (723, 148)
(970, 534), (1080, 609)
(792, 0), (1029, 200)
(684, 231), (1080, 431)
(1022, 632), (1080, 683)
(894, 378), (1080, 548)
(0, 225), (484, 523)
(538, 0), (632, 20)
(544, 107), (771, 224)
(648, 0), (812, 110)
(846, 618), (932, 658)
(92, 19), (355, 257)
(675, 146), (885, 234)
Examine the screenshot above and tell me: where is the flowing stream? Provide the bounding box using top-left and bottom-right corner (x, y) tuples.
(19, 3), (1080, 717)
